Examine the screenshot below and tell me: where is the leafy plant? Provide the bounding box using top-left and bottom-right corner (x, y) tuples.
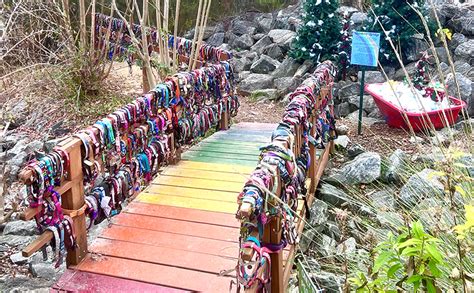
(291, 0), (342, 64)
(363, 0), (436, 66)
(351, 221), (445, 292)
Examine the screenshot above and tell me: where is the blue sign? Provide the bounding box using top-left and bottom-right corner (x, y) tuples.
(350, 31), (381, 67)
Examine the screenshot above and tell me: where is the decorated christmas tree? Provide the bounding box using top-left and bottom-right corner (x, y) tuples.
(291, 0), (342, 64)
(363, 0), (436, 66)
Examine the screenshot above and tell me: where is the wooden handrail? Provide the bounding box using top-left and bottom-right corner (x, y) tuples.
(236, 73), (336, 292)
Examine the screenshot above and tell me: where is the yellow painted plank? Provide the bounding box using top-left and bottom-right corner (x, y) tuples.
(174, 161), (255, 175)
(161, 167), (247, 183)
(136, 193), (237, 214)
(153, 176), (244, 193)
(144, 185), (236, 203)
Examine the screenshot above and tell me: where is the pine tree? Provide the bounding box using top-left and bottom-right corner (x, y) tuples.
(291, 0), (342, 64)
(363, 0), (436, 66)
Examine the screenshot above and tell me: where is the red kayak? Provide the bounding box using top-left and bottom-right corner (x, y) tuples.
(365, 83), (466, 132)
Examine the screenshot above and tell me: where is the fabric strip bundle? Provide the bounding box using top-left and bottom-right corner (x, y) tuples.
(23, 62), (239, 266)
(94, 13), (232, 64)
(236, 61), (337, 291)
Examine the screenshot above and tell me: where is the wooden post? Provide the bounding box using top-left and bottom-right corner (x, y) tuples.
(219, 98), (229, 131)
(266, 177), (284, 293)
(308, 110), (317, 194)
(60, 141), (88, 266)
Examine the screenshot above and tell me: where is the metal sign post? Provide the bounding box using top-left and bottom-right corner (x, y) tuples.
(350, 31), (381, 135)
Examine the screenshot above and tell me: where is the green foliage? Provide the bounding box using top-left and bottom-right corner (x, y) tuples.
(363, 0), (436, 66)
(350, 221), (445, 292)
(291, 0), (342, 63)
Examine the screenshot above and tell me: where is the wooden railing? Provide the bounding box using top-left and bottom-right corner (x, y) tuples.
(17, 64), (235, 266)
(236, 61), (337, 292)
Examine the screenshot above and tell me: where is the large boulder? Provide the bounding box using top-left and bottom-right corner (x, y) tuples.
(206, 33), (225, 47)
(318, 234), (337, 257)
(233, 57), (252, 72)
(274, 76), (301, 96)
(347, 95), (376, 113)
(384, 149), (409, 183)
(455, 39), (474, 63)
(231, 20), (256, 36)
(308, 199), (329, 228)
(256, 13), (274, 33)
(268, 29), (296, 49)
(232, 34), (254, 50)
(449, 9), (474, 36)
(405, 34), (430, 62)
(399, 168), (444, 207)
(414, 198), (454, 232)
(446, 72), (473, 115)
(336, 237), (357, 255)
(317, 183), (350, 207)
(369, 190), (396, 211)
(434, 47), (449, 64)
(250, 55), (280, 74)
(251, 89), (278, 101)
(394, 62), (418, 81)
(449, 33), (467, 51)
(239, 74), (274, 94)
(335, 102), (353, 118)
(251, 35), (273, 54)
(331, 152), (381, 185)
(337, 81), (360, 100)
(1, 100), (29, 128)
(272, 57), (300, 78)
(311, 272), (343, 293)
(357, 71), (385, 83)
(265, 44), (285, 61)
(3, 220), (37, 236)
(294, 60), (314, 77)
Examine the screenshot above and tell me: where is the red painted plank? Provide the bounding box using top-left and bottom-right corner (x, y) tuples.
(53, 269), (187, 292)
(125, 202), (240, 228)
(75, 255), (234, 292)
(89, 238), (236, 275)
(99, 225), (239, 258)
(112, 212), (239, 242)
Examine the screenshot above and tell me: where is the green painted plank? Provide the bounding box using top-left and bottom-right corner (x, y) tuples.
(197, 139), (265, 148)
(182, 156), (258, 167)
(205, 136), (269, 144)
(190, 145), (261, 156)
(182, 150), (257, 161)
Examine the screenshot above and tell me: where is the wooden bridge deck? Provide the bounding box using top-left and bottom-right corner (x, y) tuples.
(53, 123), (276, 292)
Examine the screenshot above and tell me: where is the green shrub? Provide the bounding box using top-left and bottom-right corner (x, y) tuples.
(291, 0), (342, 63)
(363, 0), (436, 66)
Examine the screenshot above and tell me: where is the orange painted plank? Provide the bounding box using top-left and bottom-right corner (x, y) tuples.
(161, 167), (247, 183)
(53, 269), (188, 292)
(136, 192), (237, 214)
(100, 225), (239, 258)
(125, 202), (240, 228)
(152, 176), (244, 193)
(144, 185), (236, 203)
(75, 255), (233, 292)
(89, 238), (236, 275)
(112, 213), (239, 242)
(174, 160), (254, 174)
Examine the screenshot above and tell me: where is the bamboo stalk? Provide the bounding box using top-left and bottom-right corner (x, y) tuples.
(163, 0), (170, 67)
(90, 0), (97, 54)
(155, 0), (164, 65)
(79, 0), (87, 50)
(188, 0), (204, 69)
(172, 0), (180, 71)
(192, 0), (211, 70)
